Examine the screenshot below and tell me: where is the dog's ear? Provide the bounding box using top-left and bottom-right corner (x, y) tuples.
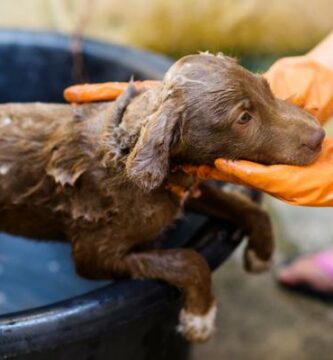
(126, 97), (183, 192)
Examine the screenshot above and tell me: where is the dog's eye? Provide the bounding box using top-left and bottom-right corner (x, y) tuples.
(238, 112), (252, 124)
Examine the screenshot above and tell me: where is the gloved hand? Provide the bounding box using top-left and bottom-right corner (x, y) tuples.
(183, 138), (333, 206)
(64, 80), (159, 103)
(263, 55), (333, 124)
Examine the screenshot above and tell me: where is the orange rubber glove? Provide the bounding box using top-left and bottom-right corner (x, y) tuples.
(64, 80), (159, 103)
(183, 138), (333, 206)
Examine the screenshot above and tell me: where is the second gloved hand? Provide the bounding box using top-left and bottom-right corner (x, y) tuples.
(184, 139), (333, 207)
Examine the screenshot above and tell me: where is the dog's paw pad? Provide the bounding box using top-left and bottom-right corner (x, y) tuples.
(245, 249), (271, 273)
(177, 303), (217, 343)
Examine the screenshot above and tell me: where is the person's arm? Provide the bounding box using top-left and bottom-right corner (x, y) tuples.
(307, 31), (333, 70)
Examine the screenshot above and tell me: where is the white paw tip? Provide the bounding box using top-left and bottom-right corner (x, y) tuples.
(246, 249), (271, 272)
(177, 303), (217, 342)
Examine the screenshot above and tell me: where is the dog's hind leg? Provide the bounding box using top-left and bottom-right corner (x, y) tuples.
(186, 182), (274, 273)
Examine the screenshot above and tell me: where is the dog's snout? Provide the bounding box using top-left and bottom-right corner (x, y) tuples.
(304, 127), (325, 151)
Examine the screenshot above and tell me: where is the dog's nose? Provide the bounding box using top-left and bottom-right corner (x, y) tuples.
(305, 128), (325, 151)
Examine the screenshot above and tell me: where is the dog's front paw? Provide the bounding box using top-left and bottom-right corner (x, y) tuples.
(177, 303), (217, 343)
(244, 248), (271, 273)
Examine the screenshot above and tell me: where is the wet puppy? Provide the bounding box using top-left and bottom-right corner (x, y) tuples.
(0, 53), (324, 342)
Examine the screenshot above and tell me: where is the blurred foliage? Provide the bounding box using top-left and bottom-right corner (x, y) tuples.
(0, 0), (332, 58)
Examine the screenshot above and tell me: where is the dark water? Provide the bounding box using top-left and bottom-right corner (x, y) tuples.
(0, 233), (109, 315)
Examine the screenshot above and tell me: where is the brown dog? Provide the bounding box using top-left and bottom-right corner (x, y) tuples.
(0, 53), (324, 342)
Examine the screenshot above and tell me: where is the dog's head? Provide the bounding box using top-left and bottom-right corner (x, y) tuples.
(126, 53), (325, 191)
